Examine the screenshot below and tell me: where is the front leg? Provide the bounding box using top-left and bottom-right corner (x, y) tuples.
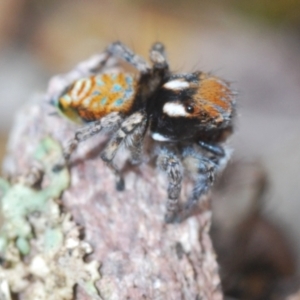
(185, 156), (215, 210)
(156, 147), (183, 223)
(181, 143), (229, 216)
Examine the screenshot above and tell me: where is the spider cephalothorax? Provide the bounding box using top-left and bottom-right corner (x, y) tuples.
(55, 41), (236, 223)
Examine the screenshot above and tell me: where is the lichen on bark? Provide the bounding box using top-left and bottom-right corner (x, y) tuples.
(0, 138), (101, 300)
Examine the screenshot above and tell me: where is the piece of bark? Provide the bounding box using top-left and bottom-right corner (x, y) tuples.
(3, 53), (223, 300)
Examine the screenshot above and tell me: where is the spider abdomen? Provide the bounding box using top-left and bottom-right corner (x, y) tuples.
(58, 72), (137, 123)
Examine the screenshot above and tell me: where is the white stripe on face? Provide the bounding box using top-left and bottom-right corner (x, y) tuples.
(163, 79), (189, 90)
(163, 102), (188, 117)
(151, 133), (171, 141)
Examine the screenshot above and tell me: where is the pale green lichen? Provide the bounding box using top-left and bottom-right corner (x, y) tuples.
(0, 137), (102, 300)
(0, 137), (69, 255)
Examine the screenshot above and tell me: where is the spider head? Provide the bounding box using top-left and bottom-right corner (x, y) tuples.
(150, 72), (236, 142)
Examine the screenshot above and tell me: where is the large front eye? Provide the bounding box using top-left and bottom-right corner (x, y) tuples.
(185, 105), (194, 114)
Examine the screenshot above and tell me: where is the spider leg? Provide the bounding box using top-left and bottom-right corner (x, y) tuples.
(100, 111), (147, 191)
(187, 157), (215, 209)
(63, 112), (123, 160)
(124, 118), (148, 164)
(132, 42), (170, 99)
(182, 143), (229, 213)
(53, 112), (123, 171)
(83, 52), (112, 74)
(156, 147), (183, 223)
(149, 42), (169, 70)
(106, 41), (151, 74)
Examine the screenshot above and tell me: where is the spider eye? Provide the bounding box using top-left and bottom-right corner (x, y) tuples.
(185, 105), (194, 114)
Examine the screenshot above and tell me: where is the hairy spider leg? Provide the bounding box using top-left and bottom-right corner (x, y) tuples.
(180, 143), (229, 218)
(157, 142), (229, 223)
(149, 42), (169, 70)
(188, 157), (215, 207)
(157, 147), (183, 223)
(106, 42), (151, 74)
(53, 112), (124, 171)
(124, 117), (148, 164)
(87, 52), (112, 74)
(100, 111), (147, 191)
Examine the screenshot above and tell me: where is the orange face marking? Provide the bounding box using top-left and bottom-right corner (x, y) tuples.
(192, 73), (235, 123)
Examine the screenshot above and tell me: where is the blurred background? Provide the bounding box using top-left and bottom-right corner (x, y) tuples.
(0, 0), (300, 299)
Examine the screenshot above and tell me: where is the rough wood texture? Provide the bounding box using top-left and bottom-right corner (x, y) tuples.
(3, 53), (223, 300)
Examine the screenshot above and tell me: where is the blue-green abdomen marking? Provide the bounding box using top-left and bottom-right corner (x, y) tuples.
(58, 72), (137, 121)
